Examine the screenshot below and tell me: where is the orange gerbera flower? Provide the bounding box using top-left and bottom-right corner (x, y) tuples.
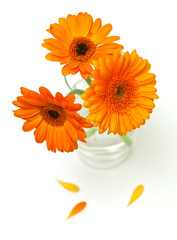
(42, 12), (123, 79)
(81, 50), (158, 136)
(13, 87), (92, 152)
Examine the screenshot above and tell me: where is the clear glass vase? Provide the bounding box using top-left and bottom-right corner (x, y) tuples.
(78, 130), (134, 169)
(69, 78), (134, 169)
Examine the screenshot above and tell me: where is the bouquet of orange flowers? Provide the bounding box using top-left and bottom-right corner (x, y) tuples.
(13, 12), (158, 153)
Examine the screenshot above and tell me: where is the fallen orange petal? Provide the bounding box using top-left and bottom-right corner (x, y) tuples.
(127, 185), (144, 206)
(66, 201), (87, 220)
(55, 179), (79, 192)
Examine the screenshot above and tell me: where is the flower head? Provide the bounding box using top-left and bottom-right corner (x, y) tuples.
(13, 87), (92, 152)
(42, 12), (123, 79)
(81, 50), (158, 135)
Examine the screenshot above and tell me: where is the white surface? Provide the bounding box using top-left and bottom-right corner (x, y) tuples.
(1, 0), (177, 239)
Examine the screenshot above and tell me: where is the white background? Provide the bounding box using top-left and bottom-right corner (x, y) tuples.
(0, 0), (177, 239)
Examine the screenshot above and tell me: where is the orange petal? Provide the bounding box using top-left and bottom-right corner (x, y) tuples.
(140, 92), (159, 99)
(66, 201), (87, 220)
(77, 13), (86, 36)
(70, 67), (79, 75)
(20, 87), (41, 99)
(72, 103), (82, 111)
(56, 179), (79, 192)
(77, 13), (92, 37)
(51, 126), (57, 153)
(95, 43), (121, 55)
(43, 38), (69, 50)
(136, 97), (155, 109)
(55, 92), (64, 101)
(80, 71), (89, 79)
(128, 185), (144, 206)
(42, 43), (56, 51)
(122, 114), (132, 132)
(131, 60), (149, 77)
(77, 129), (87, 142)
(82, 13), (93, 37)
(45, 53), (63, 62)
(109, 112), (119, 134)
(55, 126), (63, 151)
(130, 108), (144, 125)
(99, 65), (110, 82)
(58, 18), (73, 41)
(45, 124), (54, 151)
(90, 18), (102, 36)
(118, 114), (127, 135)
(67, 14), (78, 36)
(50, 24), (71, 44)
(64, 121), (78, 142)
(51, 48), (69, 57)
(79, 62), (87, 73)
(22, 116), (42, 132)
(135, 73), (156, 85)
(17, 96), (44, 106)
(114, 54), (125, 75)
(12, 100), (30, 109)
(91, 24), (112, 44)
(136, 106), (150, 119)
(39, 86), (54, 99)
(99, 36), (120, 44)
(112, 49), (121, 64)
(139, 85), (157, 94)
(58, 126), (70, 152)
(64, 94), (75, 104)
(68, 117), (80, 128)
(34, 120), (48, 143)
(62, 62), (79, 76)
(83, 63), (93, 74)
(14, 108), (40, 118)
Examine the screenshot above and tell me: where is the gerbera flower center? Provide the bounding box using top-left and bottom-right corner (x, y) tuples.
(48, 110), (59, 119)
(76, 43), (88, 56)
(116, 86), (124, 98)
(69, 37), (96, 62)
(40, 104), (67, 127)
(106, 75), (138, 113)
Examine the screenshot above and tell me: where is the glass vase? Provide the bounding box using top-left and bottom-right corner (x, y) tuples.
(70, 78), (135, 169)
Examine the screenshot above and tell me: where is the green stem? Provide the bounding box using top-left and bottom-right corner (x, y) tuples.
(64, 76), (72, 90)
(67, 89), (84, 96)
(86, 128), (98, 138)
(120, 135), (132, 146)
(85, 77), (92, 86)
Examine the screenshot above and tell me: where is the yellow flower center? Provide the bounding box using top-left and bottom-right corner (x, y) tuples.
(69, 37), (96, 62)
(40, 103), (67, 126)
(106, 75), (138, 113)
